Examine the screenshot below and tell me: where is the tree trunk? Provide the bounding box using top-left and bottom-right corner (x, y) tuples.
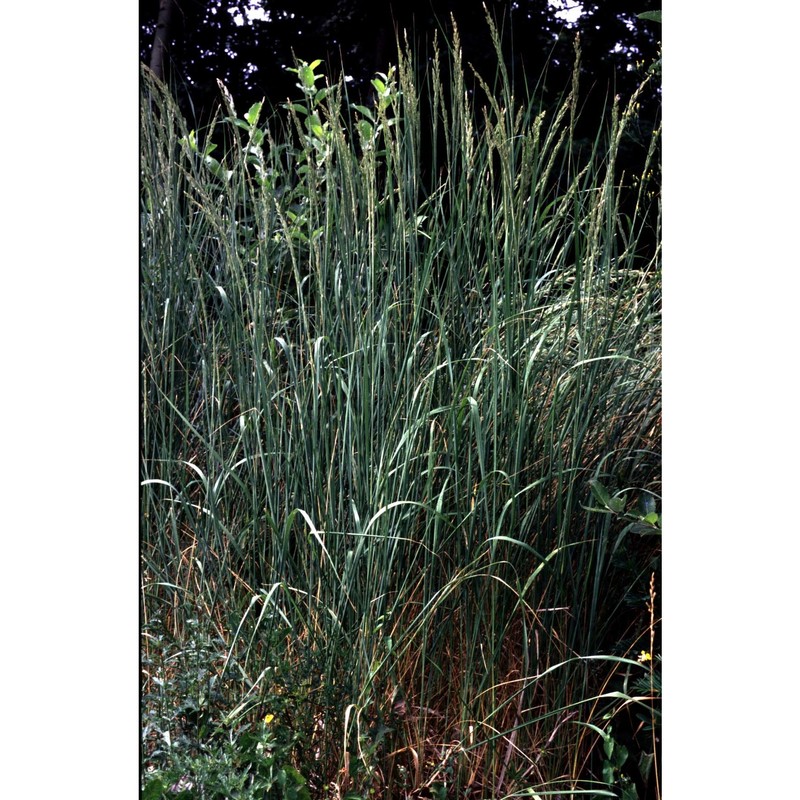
(149, 0), (175, 82)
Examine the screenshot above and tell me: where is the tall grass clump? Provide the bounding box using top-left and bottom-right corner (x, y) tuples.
(141, 18), (660, 800)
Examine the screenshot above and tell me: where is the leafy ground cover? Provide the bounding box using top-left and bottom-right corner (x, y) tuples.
(141, 19), (660, 800)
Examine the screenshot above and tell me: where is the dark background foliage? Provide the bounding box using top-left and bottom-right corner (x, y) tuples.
(140, 1), (661, 126)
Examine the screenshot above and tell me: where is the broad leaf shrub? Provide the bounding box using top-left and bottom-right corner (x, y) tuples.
(141, 18), (660, 799)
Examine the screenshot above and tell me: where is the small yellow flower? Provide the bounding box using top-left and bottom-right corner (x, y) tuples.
(264, 713), (275, 725)
(638, 650), (652, 663)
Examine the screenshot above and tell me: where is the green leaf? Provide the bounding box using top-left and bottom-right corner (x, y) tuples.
(628, 522), (662, 536)
(284, 102), (309, 116)
(351, 104), (375, 122)
(621, 784), (639, 800)
(639, 751), (655, 782)
(299, 62), (322, 90)
(227, 117), (253, 130)
(180, 130), (199, 152)
(204, 156), (233, 182)
(141, 777), (166, 800)
(307, 114), (325, 139)
(590, 479), (625, 513)
(284, 765), (306, 784)
(430, 783), (447, 800)
(613, 743), (629, 768)
(637, 11), (662, 24)
(356, 120), (374, 140)
(244, 101), (263, 127)
(589, 479), (612, 508)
